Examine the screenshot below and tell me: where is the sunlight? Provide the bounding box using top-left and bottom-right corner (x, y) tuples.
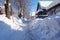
(39, 1), (53, 7)
(55, 16), (60, 18)
(32, 12), (36, 16)
(48, 18), (51, 20)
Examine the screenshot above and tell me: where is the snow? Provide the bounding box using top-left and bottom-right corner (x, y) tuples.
(0, 12), (60, 40)
(0, 15), (23, 31)
(0, 14), (29, 40)
(29, 13), (60, 40)
(39, 1), (53, 7)
(46, 0), (60, 10)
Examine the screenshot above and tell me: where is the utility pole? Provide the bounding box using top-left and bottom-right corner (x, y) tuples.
(4, 0), (11, 19)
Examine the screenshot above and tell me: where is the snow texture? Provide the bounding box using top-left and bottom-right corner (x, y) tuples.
(0, 15), (30, 40)
(29, 13), (60, 40)
(0, 13), (60, 40)
(46, 0), (60, 10)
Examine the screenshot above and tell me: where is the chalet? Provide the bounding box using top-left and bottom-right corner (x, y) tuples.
(35, 2), (48, 18)
(46, 0), (60, 16)
(35, 9), (48, 18)
(35, 0), (60, 18)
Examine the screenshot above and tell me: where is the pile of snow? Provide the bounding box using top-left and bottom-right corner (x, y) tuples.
(29, 13), (60, 40)
(0, 15), (23, 31)
(0, 13), (60, 40)
(0, 14), (29, 40)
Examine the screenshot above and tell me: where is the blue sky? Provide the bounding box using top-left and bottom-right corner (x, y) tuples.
(30, 0), (55, 16)
(0, 0), (4, 6)
(0, 0), (55, 14)
(31, 0), (54, 12)
(40, 0), (54, 1)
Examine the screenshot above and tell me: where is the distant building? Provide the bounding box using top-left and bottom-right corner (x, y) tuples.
(36, 2), (42, 11)
(36, 0), (60, 18)
(35, 9), (48, 18)
(46, 0), (60, 16)
(35, 2), (48, 18)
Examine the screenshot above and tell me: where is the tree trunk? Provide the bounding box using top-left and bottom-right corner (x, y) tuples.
(5, 0), (11, 19)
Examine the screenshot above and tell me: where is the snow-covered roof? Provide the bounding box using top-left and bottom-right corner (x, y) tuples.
(41, 6), (46, 9)
(38, 1), (46, 9)
(39, 1), (53, 8)
(46, 0), (60, 10)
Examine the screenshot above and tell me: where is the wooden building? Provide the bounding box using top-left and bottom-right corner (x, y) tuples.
(36, 0), (60, 18)
(35, 9), (48, 18)
(35, 2), (48, 18)
(46, 0), (60, 16)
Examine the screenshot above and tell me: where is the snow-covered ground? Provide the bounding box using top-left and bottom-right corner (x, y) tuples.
(0, 14), (30, 40)
(0, 13), (60, 40)
(29, 13), (60, 40)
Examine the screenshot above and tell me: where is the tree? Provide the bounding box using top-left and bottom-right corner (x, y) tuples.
(0, 7), (2, 15)
(4, 0), (11, 19)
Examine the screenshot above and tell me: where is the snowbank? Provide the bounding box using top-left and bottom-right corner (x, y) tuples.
(29, 13), (60, 40)
(0, 15), (29, 40)
(0, 13), (60, 40)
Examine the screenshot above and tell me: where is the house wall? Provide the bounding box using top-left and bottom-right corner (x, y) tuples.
(55, 6), (60, 13)
(47, 5), (60, 16)
(47, 10), (53, 16)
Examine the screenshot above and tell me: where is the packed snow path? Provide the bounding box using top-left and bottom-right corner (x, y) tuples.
(0, 13), (60, 40)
